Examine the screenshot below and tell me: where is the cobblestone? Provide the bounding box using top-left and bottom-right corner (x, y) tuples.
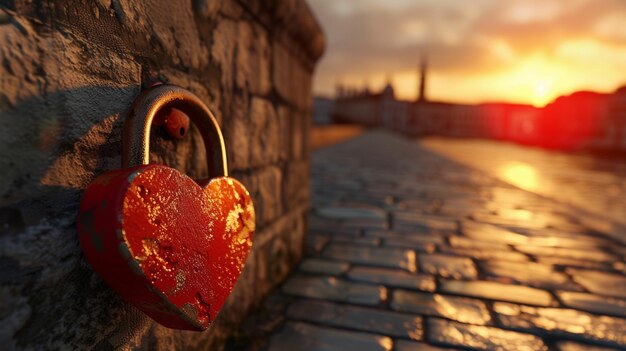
(556, 341), (621, 351)
(515, 245), (618, 263)
(282, 275), (386, 306)
(557, 291), (626, 318)
(299, 258), (350, 276)
(419, 253), (478, 279)
(267, 322), (392, 351)
(347, 266), (436, 291)
(394, 340), (457, 351)
(494, 302), (626, 347)
(461, 221), (530, 245)
(440, 280), (554, 306)
(439, 245), (530, 262)
(316, 206), (387, 220)
(286, 300), (423, 340)
(391, 290), (491, 325)
(566, 269), (626, 299)
(427, 318), (548, 351)
(323, 244), (417, 272)
(480, 260), (583, 291)
(236, 131), (626, 350)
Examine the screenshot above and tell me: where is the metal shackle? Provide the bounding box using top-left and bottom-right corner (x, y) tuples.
(122, 84), (228, 178)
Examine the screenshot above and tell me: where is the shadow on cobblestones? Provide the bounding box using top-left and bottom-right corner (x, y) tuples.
(230, 130), (626, 351)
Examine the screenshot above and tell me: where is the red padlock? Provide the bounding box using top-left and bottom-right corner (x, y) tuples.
(77, 84), (255, 331)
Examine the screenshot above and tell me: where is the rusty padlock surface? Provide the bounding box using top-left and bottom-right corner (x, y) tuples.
(77, 84), (255, 331)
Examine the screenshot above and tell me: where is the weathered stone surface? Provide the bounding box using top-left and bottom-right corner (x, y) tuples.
(347, 266), (435, 291)
(317, 206), (386, 220)
(419, 254), (478, 279)
(480, 260), (582, 291)
(267, 322), (392, 351)
(556, 341), (621, 351)
(323, 244), (417, 272)
(282, 275), (386, 306)
(567, 269), (626, 299)
(461, 221), (530, 245)
(395, 340), (457, 351)
(448, 235), (510, 251)
(334, 236), (381, 246)
(306, 234), (331, 255)
(439, 246), (529, 262)
(299, 258), (350, 276)
(367, 230), (445, 244)
(558, 291), (626, 318)
(391, 290), (491, 325)
(255, 211), (307, 297)
(440, 280), (553, 306)
(249, 97), (280, 167)
(494, 302), (626, 347)
(0, 0), (324, 349)
(536, 257), (611, 270)
(341, 217), (389, 230)
(524, 234), (608, 249)
(235, 132), (626, 350)
(283, 161), (309, 210)
(393, 213), (457, 231)
(247, 166), (284, 227)
(287, 300), (423, 340)
(471, 211), (548, 230)
(427, 318), (548, 351)
(235, 21), (271, 95)
(515, 246), (617, 263)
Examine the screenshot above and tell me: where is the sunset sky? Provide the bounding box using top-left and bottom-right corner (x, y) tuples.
(308, 0), (626, 107)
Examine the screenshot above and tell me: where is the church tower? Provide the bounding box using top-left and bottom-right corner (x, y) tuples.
(418, 54), (427, 102)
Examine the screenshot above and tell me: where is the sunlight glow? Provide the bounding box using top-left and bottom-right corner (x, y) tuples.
(497, 162), (539, 192)
(533, 79), (552, 107)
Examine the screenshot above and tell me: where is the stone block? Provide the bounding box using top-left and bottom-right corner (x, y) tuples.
(267, 322), (392, 351)
(249, 97), (280, 167)
(566, 269), (626, 299)
(0, 0), (323, 349)
(418, 254), (477, 280)
(235, 22), (271, 96)
(283, 161), (309, 210)
(427, 318), (548, 351)
(323, 244), (417, 272)
(347, 266), (435, 291)
(391, 290), (491, 325)
(557, 291), (626, 318)
(242, 166), (283, 227)
(494, 302), (626, 347)
(287, 300), (423, 340)
(300, 258), (350, 276)
(282, 275), (386, 306)
(440, 280), (554, 306)
(211, 18), (238, 90)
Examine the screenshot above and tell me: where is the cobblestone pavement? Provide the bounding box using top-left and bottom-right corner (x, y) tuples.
(231, 131), (626, 351)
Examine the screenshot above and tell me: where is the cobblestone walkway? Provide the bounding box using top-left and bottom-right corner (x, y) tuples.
(233, 131), (626, 351)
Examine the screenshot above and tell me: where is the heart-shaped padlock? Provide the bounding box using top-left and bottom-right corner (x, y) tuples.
(77, 84), (255, 331)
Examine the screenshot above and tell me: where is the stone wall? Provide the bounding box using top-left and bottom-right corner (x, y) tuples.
(0, 1), (323, 349)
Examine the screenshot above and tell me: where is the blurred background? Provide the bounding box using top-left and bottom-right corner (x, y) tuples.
(309, 0), (626, 228)
(311, 0), (626, 105)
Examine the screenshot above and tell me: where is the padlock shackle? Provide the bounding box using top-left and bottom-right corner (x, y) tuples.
(123, 84), (228, 177)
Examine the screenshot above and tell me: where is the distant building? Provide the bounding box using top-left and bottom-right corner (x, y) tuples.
(330, 57), (626, 151)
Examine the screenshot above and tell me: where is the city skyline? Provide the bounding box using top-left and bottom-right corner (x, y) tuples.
(308, 0), (626, 107)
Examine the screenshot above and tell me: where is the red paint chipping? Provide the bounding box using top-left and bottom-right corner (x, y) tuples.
(77, 165), (255, 331)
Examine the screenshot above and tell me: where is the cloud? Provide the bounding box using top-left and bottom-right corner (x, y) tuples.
(308, 0), (626, 101)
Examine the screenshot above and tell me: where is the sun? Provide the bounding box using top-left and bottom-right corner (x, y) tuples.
(532, 79), (553, 107)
